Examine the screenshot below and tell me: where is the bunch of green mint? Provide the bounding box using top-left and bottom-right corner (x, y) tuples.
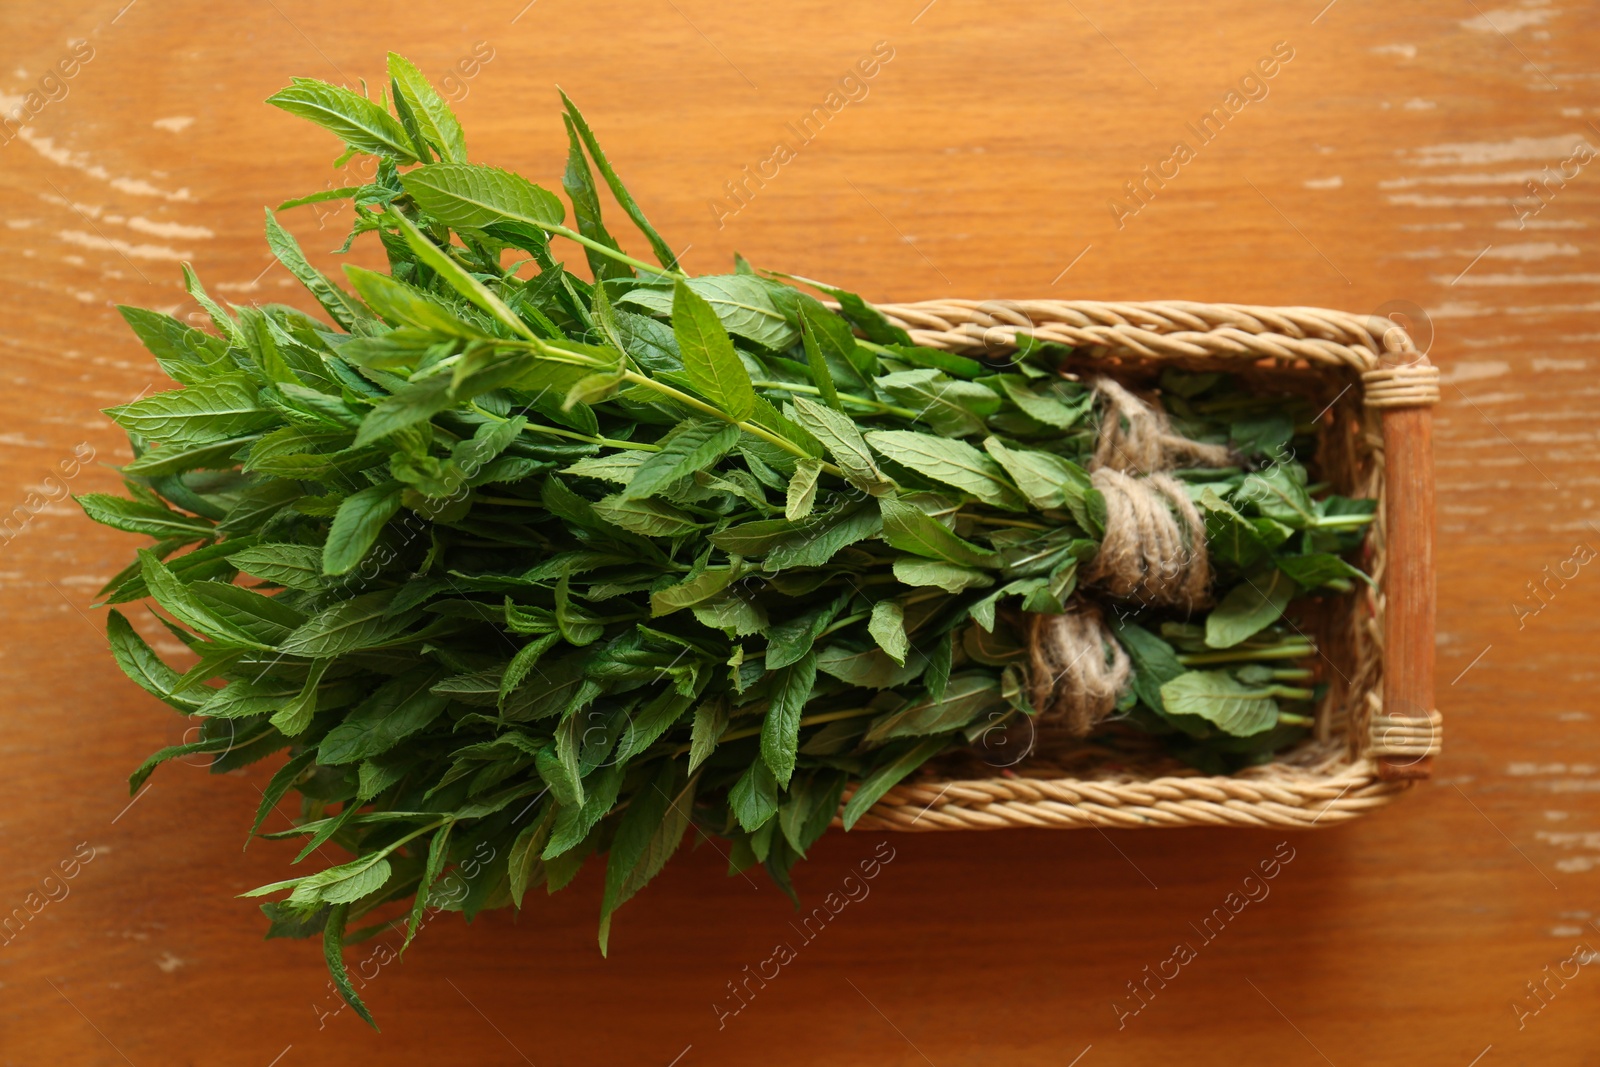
(79, 55), (1372, 1025)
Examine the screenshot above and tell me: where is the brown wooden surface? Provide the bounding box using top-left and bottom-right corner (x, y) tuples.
(2, 2), (1597, 1063)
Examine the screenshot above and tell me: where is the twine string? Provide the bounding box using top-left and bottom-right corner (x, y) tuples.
(1026, 378), (1231, 735)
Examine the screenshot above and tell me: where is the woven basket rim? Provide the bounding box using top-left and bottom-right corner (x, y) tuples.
(844, 297), (1439, 832)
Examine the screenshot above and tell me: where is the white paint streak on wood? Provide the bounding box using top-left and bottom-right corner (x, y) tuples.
(1508, 763), (1596, 776)
(1381, 170), (1570, 187)
(1503, 301), (1600, 314)
(1462, 6), (1561, 35)
(1441, 361), (1511, 384)
(1496, 218), (1587, 229)
(1388, 194), (1507, 207)
(125, 217), (214, 240)
(1405, 135), (1586, 167)
(9, 130), (194, 202)
(1484, 242), (1581, 260)
(1432, 272), (1600, 286)
(37, 195), (213, 241)
(1536, 831), (1600, 851)
(1427, 301), (1492, 318)
(56, 230), (191, 261)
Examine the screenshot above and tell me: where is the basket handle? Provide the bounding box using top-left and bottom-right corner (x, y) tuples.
(1362, 358), (1440, 780)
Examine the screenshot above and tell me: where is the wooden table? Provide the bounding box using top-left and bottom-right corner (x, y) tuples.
(2, 2), (1596, 1063)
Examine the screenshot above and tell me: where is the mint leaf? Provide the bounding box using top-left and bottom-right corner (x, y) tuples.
(866, 430), (1025, 510)
(671, 279), (755, 420)
(268, 77), (419, 162)
(322, 482), (403, 576)
(388, 53), (467, 162)
(265, 209), (370, 330)
(1205, 570), (1296, 649)
(559, 90), (679, 271)
(400, 163), (564, 250)
(759, 653), (816, 786)
(879, 496), (996, 568)
(106, 375), (275, 448)
(840, 737), (947, 830)
(624, 418), (740, 500)
(1159, 671), (1280, 736)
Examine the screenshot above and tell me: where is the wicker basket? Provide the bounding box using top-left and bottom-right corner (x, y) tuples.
(843, 299), (1441, 832)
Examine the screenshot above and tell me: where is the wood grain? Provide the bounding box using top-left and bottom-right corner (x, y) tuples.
(2, 1), (1597, 1063)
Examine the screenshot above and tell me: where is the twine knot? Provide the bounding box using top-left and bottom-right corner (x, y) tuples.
(1092, 376), (1235, 474)
(1024, 376), (1232, 736)
(1085, 468), (1212, 612)
(1025, 603), (1131, 736)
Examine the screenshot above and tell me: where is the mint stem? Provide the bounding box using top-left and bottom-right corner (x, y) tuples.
(751, 380), (919, 419)
(470, 403), (659, 452)
(1177, 644), (1313, 665)
(529, 219), (686, 279)
(619, 371), (845, 478)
